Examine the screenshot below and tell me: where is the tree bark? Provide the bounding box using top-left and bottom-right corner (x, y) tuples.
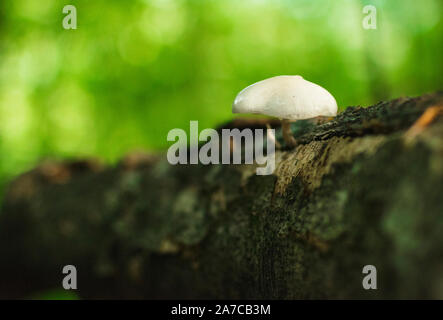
(1, 92), (443, 299)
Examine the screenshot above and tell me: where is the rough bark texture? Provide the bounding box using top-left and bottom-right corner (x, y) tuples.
(1, 92), (443, 299)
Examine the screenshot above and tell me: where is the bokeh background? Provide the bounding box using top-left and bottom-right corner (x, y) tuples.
(0, 0), (442, 193)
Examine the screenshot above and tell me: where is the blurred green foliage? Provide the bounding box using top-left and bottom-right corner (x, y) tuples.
(0, 0), (442, 183)
(29, 288), (80, 300)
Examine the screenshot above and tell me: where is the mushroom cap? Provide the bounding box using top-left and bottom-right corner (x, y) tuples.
(232, 75), (337, 120)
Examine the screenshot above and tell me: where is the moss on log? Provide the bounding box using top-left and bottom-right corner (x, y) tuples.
(1, 92), (443, 299)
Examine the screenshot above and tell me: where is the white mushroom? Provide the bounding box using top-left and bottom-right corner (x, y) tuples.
(232, 75), (337, 147)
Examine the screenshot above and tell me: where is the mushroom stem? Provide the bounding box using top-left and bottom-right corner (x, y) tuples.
(281, 119), (297, 148)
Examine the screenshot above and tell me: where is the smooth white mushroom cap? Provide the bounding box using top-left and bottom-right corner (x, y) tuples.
(232, 75), (337, 120)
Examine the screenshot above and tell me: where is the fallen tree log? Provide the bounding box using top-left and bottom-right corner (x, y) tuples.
(1, 92), (443, 299)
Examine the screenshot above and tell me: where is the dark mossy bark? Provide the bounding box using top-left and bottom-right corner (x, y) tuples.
(1, 92), (443, 299)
